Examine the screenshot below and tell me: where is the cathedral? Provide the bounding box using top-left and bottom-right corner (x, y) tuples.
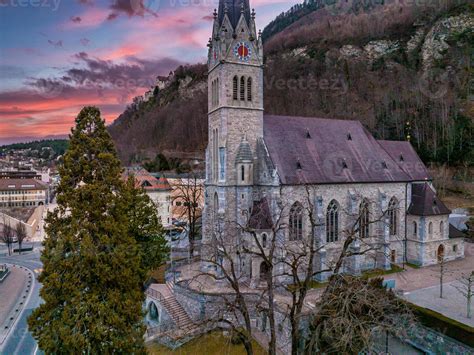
(201, 0), (464, 285)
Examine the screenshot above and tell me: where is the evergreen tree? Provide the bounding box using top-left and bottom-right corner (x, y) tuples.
(124, 177), (169, 282)
(28, 107), (166, 353)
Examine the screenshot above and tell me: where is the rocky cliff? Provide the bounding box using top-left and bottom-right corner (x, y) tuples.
(109, 2), (473, 168)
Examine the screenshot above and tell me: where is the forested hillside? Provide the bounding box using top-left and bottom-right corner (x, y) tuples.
(109, 1), (473, 169)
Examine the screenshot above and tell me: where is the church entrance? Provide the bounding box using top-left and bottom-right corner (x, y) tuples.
(437, 245), (445, 262)
(260, 261), (270, 281)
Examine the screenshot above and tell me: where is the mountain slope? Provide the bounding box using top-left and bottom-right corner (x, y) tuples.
(109, 2), (473, 167)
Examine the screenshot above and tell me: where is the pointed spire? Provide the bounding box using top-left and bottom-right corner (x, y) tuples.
(218, 0), (251, 29)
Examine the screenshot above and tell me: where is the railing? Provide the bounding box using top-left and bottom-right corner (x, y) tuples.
(145, 287), (182, 327)
(146, 288), (165, 303)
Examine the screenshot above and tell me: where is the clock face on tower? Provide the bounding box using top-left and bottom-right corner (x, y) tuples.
(233, 42), (252, 62)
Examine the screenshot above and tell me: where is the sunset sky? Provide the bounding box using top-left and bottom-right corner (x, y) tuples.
(0, 0), (299, 143)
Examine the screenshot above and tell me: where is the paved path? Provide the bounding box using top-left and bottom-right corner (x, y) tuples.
(382, 243), (474, 292)
(403, 281), (474, 327)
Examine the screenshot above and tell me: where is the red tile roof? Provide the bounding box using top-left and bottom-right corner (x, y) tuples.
(263, 115), (423, 185)
(122, 168), (171, 192)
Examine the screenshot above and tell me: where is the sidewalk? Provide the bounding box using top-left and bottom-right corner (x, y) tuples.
(403, 281), (474, 327)
(382, 245), (474, 292)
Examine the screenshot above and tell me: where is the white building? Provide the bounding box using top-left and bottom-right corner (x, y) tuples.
(123, 168), (172, 227)
(0, 179), (47, 208)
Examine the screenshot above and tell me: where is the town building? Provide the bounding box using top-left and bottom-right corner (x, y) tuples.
(123, 168), (172, 226)
(0, 178), (47, 207)
(168, 177), (205, 225)
(0, 169), (41, 180)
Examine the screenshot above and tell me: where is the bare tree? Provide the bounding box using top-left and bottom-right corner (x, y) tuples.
(197, 225), (257, 355)
(15, 222), (28, 255)
(172, 174), (203, 258)
(454, 271), (474, 319)
(304, 275), (413, 354)
(197, 189), (409, 355)
(0, 217), (15, 256)
(438, 253), (447, 299)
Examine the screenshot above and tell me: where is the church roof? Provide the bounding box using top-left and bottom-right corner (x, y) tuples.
(218, 0), (251, 29)
(378, 140), (431, 181)
(408, 183), (451, 216)
(248, 198), (273, 230)
(449, 224), (465, 239)
(236, 138), (253, 162)
(263, 115), (423, 185)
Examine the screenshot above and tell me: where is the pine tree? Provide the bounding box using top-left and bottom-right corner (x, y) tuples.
(28, 107), (165, 353)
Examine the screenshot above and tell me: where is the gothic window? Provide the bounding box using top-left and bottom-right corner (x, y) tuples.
(219, 147), (225, 181)
(359, 199), (370, 238)
(440, 221), (444, 235)
(213, 129), (219, 182)
(240, 76), (245, 101)
(388, 197), (398, 236)
(326, 200), (339, 243)
(262, 233), (267, 248)
(247, 77), (252, 101)
(241, 165), (245, 182)
(289, 202), (303, 241)
(413, 221), (417, 236)
(216, 78), (219, 105)
(233, 76), (238, 100)
(211, 80), (215, 107)
(428, 222), (433, 236)
(214, 192), (219, 223)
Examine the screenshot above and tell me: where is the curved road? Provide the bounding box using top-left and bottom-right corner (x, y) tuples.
(0, 245), (43, 355)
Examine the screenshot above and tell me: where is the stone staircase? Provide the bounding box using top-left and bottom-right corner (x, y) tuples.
(147, 282), (198, 335)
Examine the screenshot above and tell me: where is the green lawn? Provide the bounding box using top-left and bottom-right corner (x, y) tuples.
(361, 264), (404, 279)
(147, 331), (267, 355)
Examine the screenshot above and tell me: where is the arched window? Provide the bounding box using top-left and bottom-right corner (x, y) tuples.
(262, 233), (267, 248)
(440, 221), (444, 235)
(388, 197), (398, 236)
(233, 76), (238, 100)
(149, 302), (159, 321)
(240, 76), (245, 101)
(359, 199), (370, 238)
(428, 222), (433, 236)
(326, 200), (339, 243)
(211, 80), (215, 106)
(216, 78), (219, 105)
(289, 202), (303, 241)
(413, 221), (418, 236)
(247, 77), (252, 101)
(213, 192), (219, 226)
(241, 165), (245, 182)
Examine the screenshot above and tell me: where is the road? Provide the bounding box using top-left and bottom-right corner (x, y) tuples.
(0, 244), (43, 355)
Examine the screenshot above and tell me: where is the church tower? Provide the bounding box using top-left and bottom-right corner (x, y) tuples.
(203, 0), (264, 257)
